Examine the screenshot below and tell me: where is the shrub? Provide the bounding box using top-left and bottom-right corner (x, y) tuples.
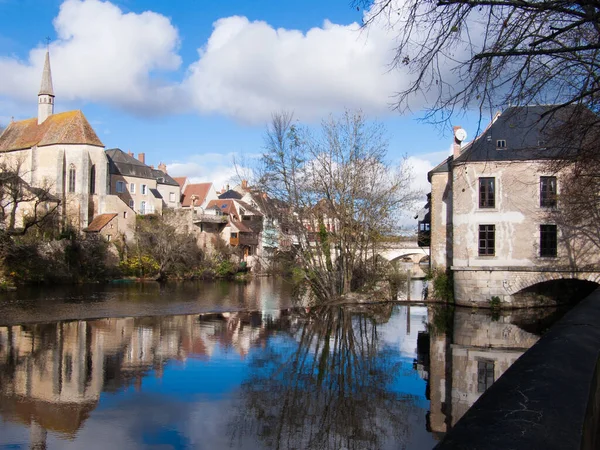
(119, 255), (160, 277)
(215, 259), (237, 278)
(428, 268), (454, 302)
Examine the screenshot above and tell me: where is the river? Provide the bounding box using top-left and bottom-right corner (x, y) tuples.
(0, 279), (568, 449)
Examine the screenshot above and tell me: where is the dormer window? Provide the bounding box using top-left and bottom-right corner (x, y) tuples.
(496, 139), (506, 149)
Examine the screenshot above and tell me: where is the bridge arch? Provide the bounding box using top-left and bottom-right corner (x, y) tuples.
(453, 268), (600, 308)
(505, 271), (600, 296)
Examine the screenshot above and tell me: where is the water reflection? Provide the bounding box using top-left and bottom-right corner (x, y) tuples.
(0, 278), (294, 326)
(230, 305), (426, 449)
(426, 306), (566, 438)
(0, 304), (434, 449)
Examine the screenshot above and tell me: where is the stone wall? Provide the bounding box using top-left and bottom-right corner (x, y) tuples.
(430, 171), (452, 270)
(453, 267), (600, 307)
(435, 288), (600, 450)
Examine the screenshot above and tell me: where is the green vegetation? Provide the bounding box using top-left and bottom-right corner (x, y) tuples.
(489, 296), (501, 310)
(427, 304), (454, 336)
(427, 268), (454, 303)
(0, 230), (114, 285)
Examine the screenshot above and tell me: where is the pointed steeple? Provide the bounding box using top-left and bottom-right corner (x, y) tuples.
(39, 51), (54, 96)
(38, 50), (55, 124)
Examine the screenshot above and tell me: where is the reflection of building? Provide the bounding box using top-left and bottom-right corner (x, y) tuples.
(427, 307), (555, 436)
(0, 310), (287, 448)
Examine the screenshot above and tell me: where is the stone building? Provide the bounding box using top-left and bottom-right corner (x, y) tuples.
(106, 148), (165, 216)
(0, 51), (109, 230)
(428, 106), (600, 307)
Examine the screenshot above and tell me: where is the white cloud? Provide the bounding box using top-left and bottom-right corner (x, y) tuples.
(0, 0), (474, 122)
(0, 0), (183, 114)
(183, 16), (402, 122)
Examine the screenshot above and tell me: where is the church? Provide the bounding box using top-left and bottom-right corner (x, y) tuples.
(0, 50), (128, 233)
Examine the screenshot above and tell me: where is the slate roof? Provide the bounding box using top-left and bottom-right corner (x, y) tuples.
(428, 156), (452, 181)
(106, 148), (155, 179)
(455, 105), (576, 164)
(218, 189), (243, 200)
(0, 110), (104, 152)
(427, 105), (586, 180)
(182, 183), (213, 207)
(84, 213), (117, 232)
(150, 188), (162, 199)
(151, 169), (179, 186)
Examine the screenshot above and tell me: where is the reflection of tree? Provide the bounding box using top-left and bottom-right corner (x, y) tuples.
(231, 305), (420, 450)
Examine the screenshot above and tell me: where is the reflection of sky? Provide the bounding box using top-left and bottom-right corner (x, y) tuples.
(0, 307), (436, 450)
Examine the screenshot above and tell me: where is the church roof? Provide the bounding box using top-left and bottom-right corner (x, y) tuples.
(0, 110), (104, 152)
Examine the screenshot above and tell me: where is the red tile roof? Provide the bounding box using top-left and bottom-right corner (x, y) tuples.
(83, 213), (117, 232)
(206, 199), (239, 220)
(173, 177), (187, 187)
(0, 110), (104, 152)
(182, 182), (212, 207)
(230, 220), (253, 233)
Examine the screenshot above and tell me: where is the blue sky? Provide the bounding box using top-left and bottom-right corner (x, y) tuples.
(0, 0), (486, 198)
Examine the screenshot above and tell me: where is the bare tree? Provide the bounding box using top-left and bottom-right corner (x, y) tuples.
(258, 111), (419, 303)
(229, 305), (417, 450)
(0, 158), (59, 235)
(358, 0), (600, 123)
(133, 211), (204, 280)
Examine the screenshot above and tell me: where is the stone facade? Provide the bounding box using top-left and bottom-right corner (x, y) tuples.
(428, 106), (600, 307)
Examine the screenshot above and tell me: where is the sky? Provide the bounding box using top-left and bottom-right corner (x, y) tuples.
(0, 0), (489, 221)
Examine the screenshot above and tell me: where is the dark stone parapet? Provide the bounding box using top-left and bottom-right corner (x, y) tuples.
(435, 288), (600, 449)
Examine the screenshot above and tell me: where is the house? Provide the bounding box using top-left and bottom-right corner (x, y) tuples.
(152, 163), (181, 209)
(428, 105), (600, 307)
(106, 149), (163, 216)
(181, 182), (219, 211)
(0, 51), (109, 231)
(205, 198), (264, 264)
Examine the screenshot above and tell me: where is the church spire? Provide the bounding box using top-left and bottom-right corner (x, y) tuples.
(39, 50), (54, 96)
(38, 50), (55, 124)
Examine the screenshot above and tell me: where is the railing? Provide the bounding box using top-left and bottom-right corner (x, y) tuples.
(138, 205), (156, 215)
(230, 233), (258, 246)
(240, 233), (258, 246)
(193, 214), (228, 223)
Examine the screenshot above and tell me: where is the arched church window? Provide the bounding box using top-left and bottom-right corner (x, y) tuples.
(68, 164), (76, 193)
(89, 165), (96, 194)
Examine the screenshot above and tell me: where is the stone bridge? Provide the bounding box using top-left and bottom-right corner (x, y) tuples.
(377, 241), (430, 278)
(453, 267), (600, 308)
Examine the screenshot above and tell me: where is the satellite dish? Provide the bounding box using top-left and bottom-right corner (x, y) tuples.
(454, 128), (467, 142)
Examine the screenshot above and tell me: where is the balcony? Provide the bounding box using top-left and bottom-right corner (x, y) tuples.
(193, 213), (228, 224)
(230, 232), (259, 246)
(138, 204), (156, 215)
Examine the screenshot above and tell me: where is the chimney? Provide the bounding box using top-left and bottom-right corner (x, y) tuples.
(138, 153), (145, 164)
(158, 162), (167, 173)
(128, 150), (134, 157)
(242, 179), (248, 190)
(150, 165), (154, 169)
(453, 126), (463, 158)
